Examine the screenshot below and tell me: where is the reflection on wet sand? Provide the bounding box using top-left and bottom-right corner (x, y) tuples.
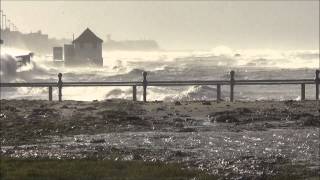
(1, 99), (319, 179)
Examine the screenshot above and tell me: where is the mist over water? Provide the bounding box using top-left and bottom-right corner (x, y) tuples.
(1, 46), (319, 101)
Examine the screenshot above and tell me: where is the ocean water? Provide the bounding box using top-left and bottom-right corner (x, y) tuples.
(1, 47), (320, 178)
(1, 46), (319, 101)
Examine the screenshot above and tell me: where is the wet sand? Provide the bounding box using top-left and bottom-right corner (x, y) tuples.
(1, 99), (319, 179)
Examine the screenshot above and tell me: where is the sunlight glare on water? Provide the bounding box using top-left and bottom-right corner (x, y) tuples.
(1, 47), (319, 101)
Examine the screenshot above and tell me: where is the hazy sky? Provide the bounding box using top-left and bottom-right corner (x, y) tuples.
(1, 1), (319, 50)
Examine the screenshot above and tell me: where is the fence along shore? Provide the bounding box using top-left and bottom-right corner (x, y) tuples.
(1, 70), (319, 102)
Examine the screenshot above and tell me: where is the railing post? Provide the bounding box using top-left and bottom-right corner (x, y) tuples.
(48, 86), (52, 101)
(142, 72), (148, 102)
(301, 83), (305, 101)
(58, 73), (63, 102)
(132, 85), (137, 101)
(316, 70), (319, 100)
(217, 84), (221, 103)
(230, 70), (235, 102)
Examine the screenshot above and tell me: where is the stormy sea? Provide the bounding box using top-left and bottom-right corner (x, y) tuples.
(1, 46), (319, 101)
(1, 46), (320, 179)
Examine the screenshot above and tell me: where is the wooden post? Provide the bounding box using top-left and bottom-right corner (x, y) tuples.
(132, 85), (137, 101)
(48, 86), (52, 101)
(217, 84), (221, 103)
(316, 70), (319, 100)
(230, 71), (235, 102)
(142, 72), (147, 102)
(301, 83), (305, 101)
(58, 73), (63, 102)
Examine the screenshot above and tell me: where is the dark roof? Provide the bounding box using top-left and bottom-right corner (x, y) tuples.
(73, 28), (103, 43)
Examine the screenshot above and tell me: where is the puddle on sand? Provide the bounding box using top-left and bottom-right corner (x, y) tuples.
(2, 128), (319, 178)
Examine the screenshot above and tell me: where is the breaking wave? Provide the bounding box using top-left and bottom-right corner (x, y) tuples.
(167, 85), (220, 101)
(1, 45), (319, 101)
(0, 54), (17, 81)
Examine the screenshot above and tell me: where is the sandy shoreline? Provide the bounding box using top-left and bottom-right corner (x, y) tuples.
(1, 99), (319, 179)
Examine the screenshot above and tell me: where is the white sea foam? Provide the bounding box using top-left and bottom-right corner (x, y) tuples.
(1, 45), (319, 101)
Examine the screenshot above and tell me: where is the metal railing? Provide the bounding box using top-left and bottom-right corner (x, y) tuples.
(1, 70), (319, 102)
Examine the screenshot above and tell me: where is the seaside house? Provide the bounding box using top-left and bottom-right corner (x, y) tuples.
(62, 28), (103, 67)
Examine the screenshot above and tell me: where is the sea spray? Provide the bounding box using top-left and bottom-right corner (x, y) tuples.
(1, 46), (319, 101)
(0, 54), (17, 81)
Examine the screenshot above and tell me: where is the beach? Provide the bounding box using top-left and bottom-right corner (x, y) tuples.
(1, 99), (319, 179)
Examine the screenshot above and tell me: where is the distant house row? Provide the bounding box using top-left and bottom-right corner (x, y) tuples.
(1, 29), (69, 54)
